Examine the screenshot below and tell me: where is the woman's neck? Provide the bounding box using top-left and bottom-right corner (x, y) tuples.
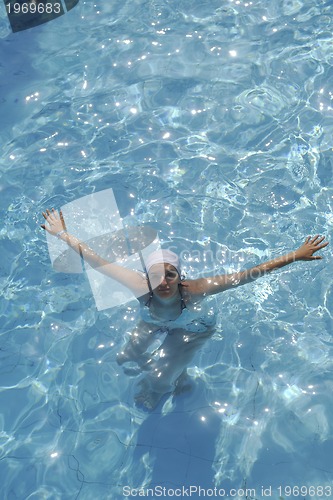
(150, 291), (183, 320)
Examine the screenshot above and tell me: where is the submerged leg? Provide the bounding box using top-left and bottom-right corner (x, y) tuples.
(173, 369), (194, 395)
(134, 369), (195, 410)
(134, 328), (213, 409)
(117, 320), (153, 364)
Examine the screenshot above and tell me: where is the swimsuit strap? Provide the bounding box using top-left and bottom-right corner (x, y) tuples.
(178, 283), (187, 311)
(145, 273), (154, 308)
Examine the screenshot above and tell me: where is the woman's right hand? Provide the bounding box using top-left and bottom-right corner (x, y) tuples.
(41, 208), (66, 236)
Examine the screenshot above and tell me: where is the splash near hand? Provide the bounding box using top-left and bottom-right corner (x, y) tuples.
(295, 235), (329, 261)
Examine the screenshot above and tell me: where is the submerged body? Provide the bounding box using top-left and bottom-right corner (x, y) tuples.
(118, 287), (217, 408)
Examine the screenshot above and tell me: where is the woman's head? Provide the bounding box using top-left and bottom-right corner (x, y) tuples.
(145, 250), (181, 298)
(145, 249), (181, 275)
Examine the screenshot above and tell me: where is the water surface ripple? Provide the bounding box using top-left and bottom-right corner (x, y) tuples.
(1, 0), (333, 498)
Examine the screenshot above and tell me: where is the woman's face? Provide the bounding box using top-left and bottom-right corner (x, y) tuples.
(148, 263), (180, 298)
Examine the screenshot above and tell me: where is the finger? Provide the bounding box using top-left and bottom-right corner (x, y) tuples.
(312, 241), (329, 251)
(47, 208), (57, 223)
(316, 242), (329, 250)
(305, 236), (311, 243)
(46, 209), (54, 220)
(43, 209), (56, 224)
(59, 210), (66, 229)
(314, 236), (325, 244)
(51, 207), (58, 218)
(43, 212), (53, 224)
(310, 234), (320, 243)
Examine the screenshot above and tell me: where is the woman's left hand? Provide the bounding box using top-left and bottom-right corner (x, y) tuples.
(295, 235), (329, 261)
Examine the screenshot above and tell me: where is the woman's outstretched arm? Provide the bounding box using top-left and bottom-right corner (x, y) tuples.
(41, 208), (148, 295)
(189, 235), (329, 296)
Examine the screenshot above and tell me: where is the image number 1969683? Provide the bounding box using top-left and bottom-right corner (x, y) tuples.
(4, 0), (79, 32)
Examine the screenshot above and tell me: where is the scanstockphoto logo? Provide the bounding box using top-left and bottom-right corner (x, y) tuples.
(4, 0), (79, 33)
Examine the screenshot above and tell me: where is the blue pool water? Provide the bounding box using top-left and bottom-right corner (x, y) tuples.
(1, 0), (333, 498)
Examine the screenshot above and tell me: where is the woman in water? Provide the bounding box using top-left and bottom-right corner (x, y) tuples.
(41, 208), (329, 409)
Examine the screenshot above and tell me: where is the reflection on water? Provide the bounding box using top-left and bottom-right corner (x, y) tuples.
(1, 0), (333, 497)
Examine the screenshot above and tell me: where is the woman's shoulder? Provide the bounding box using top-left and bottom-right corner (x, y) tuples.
(181, 278), (207, 299)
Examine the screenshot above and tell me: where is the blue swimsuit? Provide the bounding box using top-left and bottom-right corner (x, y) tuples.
(140, 299), (217, 334)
